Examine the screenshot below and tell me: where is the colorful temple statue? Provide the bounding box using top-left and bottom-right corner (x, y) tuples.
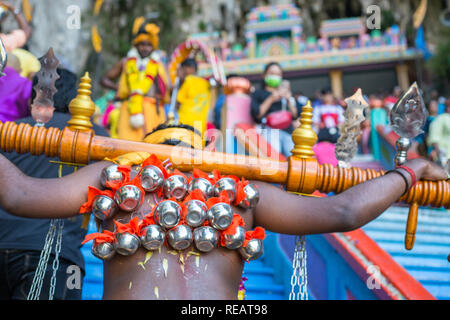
(319, 18), (366, 51)
(101, 18), (169, 142)
(244, 4), (302, 58)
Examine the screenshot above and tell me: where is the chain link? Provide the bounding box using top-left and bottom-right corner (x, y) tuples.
(27, 219), (57, 300)
(49, 219), (64, 300)
(27, 163), (69, 300)
(289, 235), (308, 300)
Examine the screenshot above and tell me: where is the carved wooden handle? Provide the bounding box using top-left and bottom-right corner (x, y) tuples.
(1, 121), (448, 251)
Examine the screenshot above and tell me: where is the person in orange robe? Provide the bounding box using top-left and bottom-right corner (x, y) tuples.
(101, 17), (169, 141)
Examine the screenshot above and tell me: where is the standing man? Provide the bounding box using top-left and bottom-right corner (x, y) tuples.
(0, 68), (109, 300)
(101, 17), (169, 142)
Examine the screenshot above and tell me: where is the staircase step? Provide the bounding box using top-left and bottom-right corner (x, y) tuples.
(245, 292), (284, 300)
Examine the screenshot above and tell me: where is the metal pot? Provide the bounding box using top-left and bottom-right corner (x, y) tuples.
(207, 202), (233, 230)
(213, 177), (237, 202)
(115, 232), (140, 256)
(91, 242), (115, 260)
(154, 200), (182, 229)
(163, 175), (188, 201)
(140, 165), (165, 192)
(91, 195), (118, 221)
(185, 199), (208, 227)
(100, 164), (123, 188)
(167, 224), (193, 251)
(193, 226), (219, 253)
(140, 224), (165, 250)
(188, 178), (213, 199)
(237, 184), (260, 209)
(114, 185), (143, 212)
(238, 239), (264, 261)
(223, 226), (246, 250)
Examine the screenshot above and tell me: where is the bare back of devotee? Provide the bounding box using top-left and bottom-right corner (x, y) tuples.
(101, 167), (252, 300)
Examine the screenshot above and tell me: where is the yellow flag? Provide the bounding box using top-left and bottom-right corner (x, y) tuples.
(413, 0), (428, 29)
(22, 0), (33, 22)
(91, 25), (102, 53)
(93, 0), (104, 16)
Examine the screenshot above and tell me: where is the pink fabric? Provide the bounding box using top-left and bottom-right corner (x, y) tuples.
(0, 66), (32, 122)
(102, 104), (115, 127)
(0, 30), (27, 52)
(313, 142), (338, 166)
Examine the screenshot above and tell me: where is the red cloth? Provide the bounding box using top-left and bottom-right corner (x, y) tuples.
(79, 187), (115, 214)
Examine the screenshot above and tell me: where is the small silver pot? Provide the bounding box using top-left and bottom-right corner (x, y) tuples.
(208, 202), (233, 230)
(185, 199), (208, 227)
(223, 226), (246, 250)
(237, 184), (260, 209)
(154, 200), (182, 229)
(91, 242), (115, 260)
(238, 238), (264, 261)
(115, 232), (140, 256)
(167, 224), (193, 251)
(214, 177), (237, 202)
(140, 224), (165, 250)
(140, 165), (164, 192)
(193, 226), (220, 253)
(163, 175), (188, 201)
(91, 195), (118, 221)
(114, 184), (143, 212)
(100, 164), (123, 188)
(188, 178), (213, 199)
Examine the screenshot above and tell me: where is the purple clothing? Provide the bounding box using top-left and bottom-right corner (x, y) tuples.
(0, 66), (32, 122)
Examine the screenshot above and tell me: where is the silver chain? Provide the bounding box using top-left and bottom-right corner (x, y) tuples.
(27, 219), (57, 300)
(27, 219), (64, 300)
(289, 235), (308, 300)
(49, 219), (64, 300)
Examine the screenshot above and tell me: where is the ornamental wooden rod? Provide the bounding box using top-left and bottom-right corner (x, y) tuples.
(1, 121), (448, 212)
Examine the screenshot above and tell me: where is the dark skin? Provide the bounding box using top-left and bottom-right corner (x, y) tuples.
(0, 153), (447, 299)
(100, 41), (154, 92)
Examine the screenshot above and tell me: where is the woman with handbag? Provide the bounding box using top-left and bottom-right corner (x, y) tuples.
(250, 62), (298, 157)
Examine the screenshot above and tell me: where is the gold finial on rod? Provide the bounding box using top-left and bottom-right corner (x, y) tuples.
(67, 72), (95, 131)
(291, 100), (317, 159)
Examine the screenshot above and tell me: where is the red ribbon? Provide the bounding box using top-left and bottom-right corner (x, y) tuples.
(220, 214), (245, 247)
(206, 190), (230, 209)
(82, 230), (115, 245)
(142, 154), (169, 179)
(105, 165), (131, 190)
(192, 168), (215, 184)
(79, 187), (115, 214)
(114, 217), (141, 236)
(243, 227), (265, 247)
(234, 178), (250, 206)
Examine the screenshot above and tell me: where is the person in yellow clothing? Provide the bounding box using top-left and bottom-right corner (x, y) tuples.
(101, 17), (169, 141)
(11, 48), (40, 80)
(176, 58), (211, 137)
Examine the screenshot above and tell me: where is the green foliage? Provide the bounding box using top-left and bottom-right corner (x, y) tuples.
(427, 27), (450, 86)
(380, 10), (396, 32)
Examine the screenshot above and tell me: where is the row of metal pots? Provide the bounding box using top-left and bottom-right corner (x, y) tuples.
(92, 224), (264, 262)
